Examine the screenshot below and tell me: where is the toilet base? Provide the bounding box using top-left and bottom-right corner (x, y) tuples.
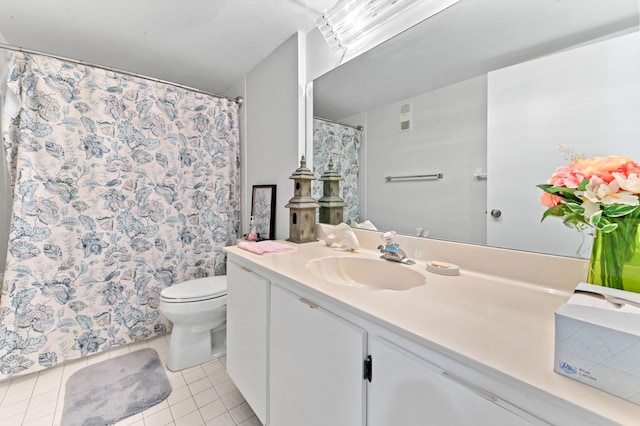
(166, 323), (226, 371)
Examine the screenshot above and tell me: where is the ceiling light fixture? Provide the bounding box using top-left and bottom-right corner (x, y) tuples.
(316, 0), (459, 52)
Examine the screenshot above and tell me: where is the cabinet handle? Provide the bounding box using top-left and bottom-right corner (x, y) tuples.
(363, 355), (373, 382)
(240, 266), (253, 273)
(299, 297), (319, 309)
(442, 371), (498, 403)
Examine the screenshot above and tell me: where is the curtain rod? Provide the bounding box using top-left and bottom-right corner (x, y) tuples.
(0, 43), (243, 106)
(313, 116), (363, 131)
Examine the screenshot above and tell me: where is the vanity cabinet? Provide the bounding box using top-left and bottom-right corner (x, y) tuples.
(367, 336), (536, 426)
(269, 284), (366, 426)
(267, 284), (532, 426)
(225, 253), (607, 426)
(226, 261), (269, 425)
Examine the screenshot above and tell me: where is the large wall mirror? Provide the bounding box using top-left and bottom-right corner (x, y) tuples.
(310, 0), (640, 258)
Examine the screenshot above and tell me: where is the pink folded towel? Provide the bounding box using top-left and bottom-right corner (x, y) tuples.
(238, 241), (296, 255)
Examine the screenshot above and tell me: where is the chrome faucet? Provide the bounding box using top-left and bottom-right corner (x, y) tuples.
(377, 243), (415, 265)
(377, 231), (415, 265)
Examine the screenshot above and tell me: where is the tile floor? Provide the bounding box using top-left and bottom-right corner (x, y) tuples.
(0, 335), (260, 426)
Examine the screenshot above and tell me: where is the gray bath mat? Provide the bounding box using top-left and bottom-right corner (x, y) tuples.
(62, 348), (172, 426)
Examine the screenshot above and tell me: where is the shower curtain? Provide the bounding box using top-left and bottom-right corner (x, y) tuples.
(0, 52), (240, 379)
(312, 118), (361, 224)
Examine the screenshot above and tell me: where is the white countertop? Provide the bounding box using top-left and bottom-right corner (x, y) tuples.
(225, 235), (640, 425)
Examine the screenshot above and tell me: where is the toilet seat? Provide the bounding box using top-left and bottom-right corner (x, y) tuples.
(160, 276), (227, 303)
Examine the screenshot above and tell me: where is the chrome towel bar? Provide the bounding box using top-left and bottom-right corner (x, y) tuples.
(385, 173), (443, 182)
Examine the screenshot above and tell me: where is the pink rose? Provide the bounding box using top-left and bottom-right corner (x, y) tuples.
(616, 161), (640, 178)
(551, 156), (638, 187)
(550, 163), (585, 188)
(541, 192), (563, 207)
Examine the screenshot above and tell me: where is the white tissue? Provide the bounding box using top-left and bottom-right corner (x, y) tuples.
(569, 283), (640, 314)
(351, 220), (378, 231)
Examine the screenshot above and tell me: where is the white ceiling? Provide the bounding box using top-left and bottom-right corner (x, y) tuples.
(0, 0), (336, 95)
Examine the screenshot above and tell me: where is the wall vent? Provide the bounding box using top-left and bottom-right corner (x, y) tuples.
(399, 102), (412, 132)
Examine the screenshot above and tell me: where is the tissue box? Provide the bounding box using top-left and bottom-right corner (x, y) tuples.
(554, 283), (640, 404)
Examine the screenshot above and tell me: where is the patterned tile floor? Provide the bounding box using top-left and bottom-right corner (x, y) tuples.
(0, 335), (260, 426)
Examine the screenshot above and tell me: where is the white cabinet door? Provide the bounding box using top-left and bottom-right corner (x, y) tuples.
(368, 336), (536, 426)
(226, 261), (269, 425)
(269, 284), (366, 426)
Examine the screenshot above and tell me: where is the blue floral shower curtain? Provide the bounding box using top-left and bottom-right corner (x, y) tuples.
(312, 118), (361, 224)
(0, 53), (240, 378)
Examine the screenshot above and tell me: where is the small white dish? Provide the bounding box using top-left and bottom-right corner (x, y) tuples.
(426, 261), (460, 276)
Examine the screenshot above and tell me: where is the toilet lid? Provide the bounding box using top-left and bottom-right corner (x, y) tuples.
(161, 276), (227, 302)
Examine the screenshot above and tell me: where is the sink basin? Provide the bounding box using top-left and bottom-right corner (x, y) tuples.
(306, 256), (425, 290)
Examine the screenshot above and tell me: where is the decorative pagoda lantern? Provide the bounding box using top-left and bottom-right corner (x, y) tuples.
(285, 156), (319, 243)
(318, 158), (345, 225)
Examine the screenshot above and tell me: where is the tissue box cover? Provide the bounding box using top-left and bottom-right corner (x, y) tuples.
(555, 283), (640, 404)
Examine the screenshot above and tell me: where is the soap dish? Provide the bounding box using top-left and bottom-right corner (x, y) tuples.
(426, 261), (460, 276)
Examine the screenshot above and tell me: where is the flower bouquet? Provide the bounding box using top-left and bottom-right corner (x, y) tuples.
(538, 156), (640, 292)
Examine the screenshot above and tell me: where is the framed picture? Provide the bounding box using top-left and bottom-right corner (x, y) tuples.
(251, 185), (277, 240)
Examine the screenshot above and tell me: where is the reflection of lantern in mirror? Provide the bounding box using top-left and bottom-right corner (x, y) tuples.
(318, 158), (345, 225)
(285, 156), (319, 243)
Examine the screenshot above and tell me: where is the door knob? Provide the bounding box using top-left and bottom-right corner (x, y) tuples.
(490, 209), (502, 218)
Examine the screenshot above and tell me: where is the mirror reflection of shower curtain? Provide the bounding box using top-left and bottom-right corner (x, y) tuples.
(0, 51), (240, 379)
(312, 118), (362, 224)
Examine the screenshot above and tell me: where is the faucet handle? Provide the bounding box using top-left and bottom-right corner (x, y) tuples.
(382, 231), (397, 246)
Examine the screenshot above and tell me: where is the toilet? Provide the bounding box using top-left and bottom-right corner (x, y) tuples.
(159, 275), (227, 371)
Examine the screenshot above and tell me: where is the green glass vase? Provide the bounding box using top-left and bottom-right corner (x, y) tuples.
(588, 217), (640, 293)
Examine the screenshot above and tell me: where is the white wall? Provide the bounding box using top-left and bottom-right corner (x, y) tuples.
(242, 32), (304, 240)
(357, 76), (487, 243)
